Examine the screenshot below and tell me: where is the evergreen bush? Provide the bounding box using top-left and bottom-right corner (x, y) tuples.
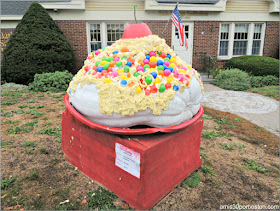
(1, 2), (74, 85)
(29, 71), (73, 93)
(212, 69), (251, 91)
(250, 75), (279, 88)
(226, 56), (279, 77)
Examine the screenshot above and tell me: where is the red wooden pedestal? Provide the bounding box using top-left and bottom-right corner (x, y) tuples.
(61, 100), (203, 210)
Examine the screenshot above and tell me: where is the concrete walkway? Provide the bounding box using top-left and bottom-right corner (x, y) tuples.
(201, 84), (280, 137)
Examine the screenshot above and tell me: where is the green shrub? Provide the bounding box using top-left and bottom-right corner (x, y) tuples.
(250, 75), (279, 88)
(212, 69), (251, 91)
(1, 2), (74, 85)
(226, 56), (279, 77)
(29, 71), (73, 92)
(210, 65), (223, 78)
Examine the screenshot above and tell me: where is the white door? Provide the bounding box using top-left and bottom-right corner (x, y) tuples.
(171, 22), (194, 66)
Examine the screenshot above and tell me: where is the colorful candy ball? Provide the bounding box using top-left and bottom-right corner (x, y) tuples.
(121, 80), (127, 86)
(103, 63), (110, 70)
(95, 50), (100, 55)
(150, 72), (157, 79)
(164, 69), (171, 77)
(126, 61), (132, 66)
(145, 76), (153, 85)
(159, 84), (166, 93)
(173, 85), (179, 91)
(149, 51), (156, 57)
(157, 60), (163, 66)
(97, 67), (103, 72)
(143, 59), (149, 64)
(136, 66), (144, 72)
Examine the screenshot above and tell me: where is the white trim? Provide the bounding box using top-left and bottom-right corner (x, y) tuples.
(101, 22), (106, 48)
(41, 0), (85, 10)
(86, 22), (91, 55)
(247, 23), (253, 56)
(269, 0), (280, 13)
(259, 22), (266, 56)
(1, 10), (279, 22)
(217, 22), (266, 59)
(145, 0), (227, 11)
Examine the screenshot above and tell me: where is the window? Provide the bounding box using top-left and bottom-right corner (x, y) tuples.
(252, 24), (262, 55)
(218, 23), (265, 58)
(219, 24), (229, 56)
(107, 24), (124, 46)
(175, 25), (189, 39)
(233, 24), (249, 56)
(88, 23), (126, 53)
(90, 24), (101, 52)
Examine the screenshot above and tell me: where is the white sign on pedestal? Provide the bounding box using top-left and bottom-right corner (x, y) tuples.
(115, 143), (140, 179)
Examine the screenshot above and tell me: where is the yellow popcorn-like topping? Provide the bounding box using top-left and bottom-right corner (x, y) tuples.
(68, 35), (204, 116)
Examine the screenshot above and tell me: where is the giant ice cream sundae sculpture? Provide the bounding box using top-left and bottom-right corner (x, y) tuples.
(67, 24), (203, 128)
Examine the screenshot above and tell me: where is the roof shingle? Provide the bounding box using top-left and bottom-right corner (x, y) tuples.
(1, 0), (71, 16)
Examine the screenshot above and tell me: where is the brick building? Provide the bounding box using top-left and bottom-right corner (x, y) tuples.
(1, 0), (279, 73)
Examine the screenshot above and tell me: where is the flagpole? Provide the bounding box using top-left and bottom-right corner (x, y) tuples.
(162, 2), (179, 36)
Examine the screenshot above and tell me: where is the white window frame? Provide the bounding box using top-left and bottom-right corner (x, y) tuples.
(86, 22), (129, 54)
(218, 22), (266, 59)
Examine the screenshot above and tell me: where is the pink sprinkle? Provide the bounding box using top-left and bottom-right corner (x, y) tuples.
(163, 61), (169, 67)
(182, 67), (187, 70)
(143, 59), (149, 64)
(149, 51), (156, 57)
(92, 71), (97, 75)
(95, 50), (100, 55)
(111, 71), (118, 77)
(96, 74), (102, 79)
(178, 74), (184, 81)
(164, 69), (171, 77)
(136, 66), (144, 72)
(114, 57), (120, 61)
(201, 78), (203, 82)
(87, 56), (91, 60)
(192, 69), (196, 74)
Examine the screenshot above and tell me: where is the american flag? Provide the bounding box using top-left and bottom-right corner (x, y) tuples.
(171, 5), (188, 49)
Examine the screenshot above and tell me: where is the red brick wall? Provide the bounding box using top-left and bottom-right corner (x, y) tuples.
(192, 21), (220, 71)
(263, 21), (279, 59)
(56, 20), (88, 73)
(143, 21), (172, 46)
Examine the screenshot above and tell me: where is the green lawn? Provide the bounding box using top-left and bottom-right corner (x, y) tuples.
(250, 85), (279, 100)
